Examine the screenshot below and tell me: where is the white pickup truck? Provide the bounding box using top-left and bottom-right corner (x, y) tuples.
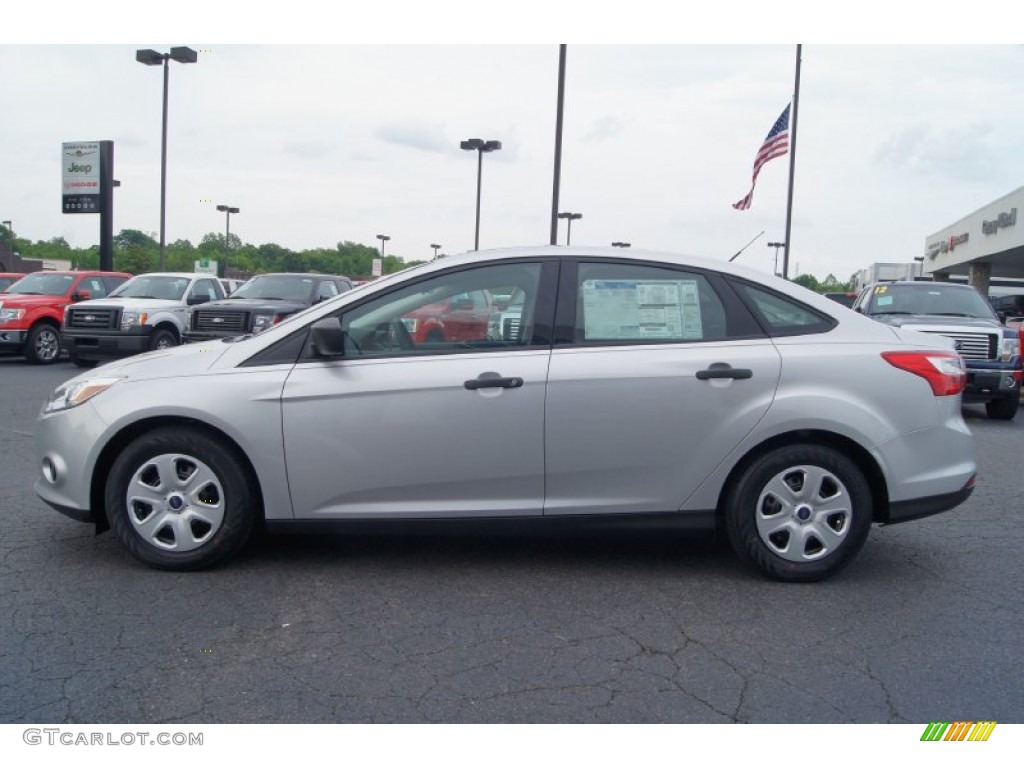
(62, 272), (225, 367)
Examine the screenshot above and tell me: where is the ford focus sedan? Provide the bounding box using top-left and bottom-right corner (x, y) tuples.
(34, 247), (976, 581)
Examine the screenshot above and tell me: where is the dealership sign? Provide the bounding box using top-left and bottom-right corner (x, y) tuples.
(926, 231), (970, 259)
(62, 141), (102, 214)
(982, 207), (1017, 235)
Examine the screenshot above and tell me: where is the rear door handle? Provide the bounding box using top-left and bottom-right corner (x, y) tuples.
(464, 372), (524, 390)
(696, 363), (753, 381)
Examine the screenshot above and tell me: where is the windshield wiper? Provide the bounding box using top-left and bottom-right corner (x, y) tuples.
(930, 312), (975, 317)
(869, 310), (914, 315)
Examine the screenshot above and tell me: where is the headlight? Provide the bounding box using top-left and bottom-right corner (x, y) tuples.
(42, 377), (122, 414)
(0, 307), (24, 323)
(1000, 336), (1019, 362)
(252, 314), (276, 333)
(121, 310), (148, 330)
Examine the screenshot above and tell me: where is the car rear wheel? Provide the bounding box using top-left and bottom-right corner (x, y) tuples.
(105, 427), (257, 570)
(25, 323), (62, 365)
(985, 395), (1019, 420)
(724, 444), (873, 582)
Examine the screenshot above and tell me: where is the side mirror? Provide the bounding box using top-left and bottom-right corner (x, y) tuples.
(186, 295), (209, 306)
(71, 290), (91, 302)
(311, 317), (345, 357)
(996, 311), (1007, 324)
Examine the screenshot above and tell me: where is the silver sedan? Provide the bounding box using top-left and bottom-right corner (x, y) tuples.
(34, 247), (976, 581)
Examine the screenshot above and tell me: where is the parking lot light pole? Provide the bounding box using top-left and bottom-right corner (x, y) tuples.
(1, 220), (12, 248)
(460, 138), (502, 251)
(768, 241), (786, 276)
(216, 205), (240, 277)
(377, 234), (391, 261)
(136, 46), (198, 271)
(431, 243), (442, 260)
(557, 212), (582, 246)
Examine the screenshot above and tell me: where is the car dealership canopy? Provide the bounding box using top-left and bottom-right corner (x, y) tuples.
(925, 186), (1024, 292)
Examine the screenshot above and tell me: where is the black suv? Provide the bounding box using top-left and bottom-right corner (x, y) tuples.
(184, 273), (353, 343)
(854, 281), (1022, 420)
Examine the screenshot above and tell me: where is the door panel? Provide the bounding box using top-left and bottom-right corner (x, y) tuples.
(282, 352), (550, 519)
(544, 341), (780, 514)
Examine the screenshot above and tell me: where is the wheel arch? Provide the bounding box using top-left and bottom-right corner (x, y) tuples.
(715, 429), (890, 526)
(90, 416), (265, 533)
(150, 321), (181, 342)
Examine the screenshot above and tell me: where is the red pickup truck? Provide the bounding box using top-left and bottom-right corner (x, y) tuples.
(0, 270), (131, 364)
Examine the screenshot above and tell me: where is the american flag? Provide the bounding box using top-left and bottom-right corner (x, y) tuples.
(732, 104), (791, 211)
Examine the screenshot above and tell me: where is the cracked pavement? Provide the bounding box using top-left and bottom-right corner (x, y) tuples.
(2, 357), (1022, 723)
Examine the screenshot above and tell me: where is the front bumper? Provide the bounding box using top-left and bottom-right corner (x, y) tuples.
(963, 360), (1022, 403)
(62, 328), (152, 361)
(0, 328), (27, 350)
(34, 399), (110, 526)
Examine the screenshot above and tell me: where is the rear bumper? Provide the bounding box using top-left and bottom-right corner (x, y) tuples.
(885, 481), (975, 524)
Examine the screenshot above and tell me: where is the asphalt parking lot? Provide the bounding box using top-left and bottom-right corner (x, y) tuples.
(1, 355), (1022, 724)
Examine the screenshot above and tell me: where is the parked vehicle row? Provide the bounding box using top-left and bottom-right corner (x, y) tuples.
(34, 247), (978, 581)
(852, 281), (1022, 420)
(0, 270), (131, 364)
(0, 270), (357, 367)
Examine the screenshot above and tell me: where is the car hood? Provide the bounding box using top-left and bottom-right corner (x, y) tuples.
(0, 293), (68, 308)
(869, 314), (1000, 331)
(75, 297), (183, 309)
(77, 338), (231, 383)
(195, 298), (309, 314)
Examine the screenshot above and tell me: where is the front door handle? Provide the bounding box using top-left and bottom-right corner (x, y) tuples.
(696, 363), (753, 381)
(464, 372), (524, 390)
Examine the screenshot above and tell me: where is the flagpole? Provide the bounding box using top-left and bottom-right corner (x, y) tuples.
(782, 44), (802, 280)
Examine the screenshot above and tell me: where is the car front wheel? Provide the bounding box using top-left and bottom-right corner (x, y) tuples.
(149, 328), (178, 351)
(105, 427), (257, 570)
(25, 323), (62, 364)
(985, 395), (1019, 420)
(724, 444), (873, 582)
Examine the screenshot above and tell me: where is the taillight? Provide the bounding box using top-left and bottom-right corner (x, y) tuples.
(881, 351), (966, 396)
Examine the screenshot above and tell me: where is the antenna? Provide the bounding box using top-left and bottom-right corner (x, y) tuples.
(728, 231), (765, 262)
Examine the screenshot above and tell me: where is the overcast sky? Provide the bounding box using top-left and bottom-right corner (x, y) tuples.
(3, 5), (1023, 281)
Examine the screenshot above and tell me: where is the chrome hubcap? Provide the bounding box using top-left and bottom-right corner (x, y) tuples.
(36, 329), (59, 360)
(755, 465), (852, 563)
(126, 453), (225, 552)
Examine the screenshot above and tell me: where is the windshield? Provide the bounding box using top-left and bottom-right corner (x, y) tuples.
(110, 275), (190, 301)
(5, 273), (75, 296)
(866, 284), (998, 320)
(231, 275), (317, 303)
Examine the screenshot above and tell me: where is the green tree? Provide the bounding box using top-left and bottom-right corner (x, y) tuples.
(791, 273), (821, 292)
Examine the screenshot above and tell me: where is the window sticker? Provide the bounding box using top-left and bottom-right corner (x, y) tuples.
(582, 279), (703, 340)
(876, 295), (894, 307)
(875, 285), (888, 294)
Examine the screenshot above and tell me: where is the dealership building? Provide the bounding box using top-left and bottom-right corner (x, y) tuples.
(924, 186), (1024, 293)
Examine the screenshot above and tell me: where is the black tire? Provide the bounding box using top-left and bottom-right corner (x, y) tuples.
(985, 395), (1019, 421)
(105, 427), (258, 570)
(724, 444), (873, 582)
(148, 327), (178, 351)
(69, 350), (97, 368)
(24, 323), (62, 365)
